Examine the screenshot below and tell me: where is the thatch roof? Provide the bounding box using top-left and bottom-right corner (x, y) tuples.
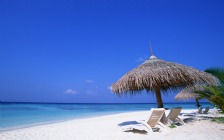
(112, 56), (218, 94)
(175, 85), (205, 100)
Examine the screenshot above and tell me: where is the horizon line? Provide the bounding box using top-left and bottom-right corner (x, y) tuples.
(0, 101), (208, 104)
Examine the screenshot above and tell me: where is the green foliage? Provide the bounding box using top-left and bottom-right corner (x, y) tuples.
(205, 68), (224, 85)
(169, 124), (176, 128)
(211, 117), (224, 123)
(196, 67), (224, 112)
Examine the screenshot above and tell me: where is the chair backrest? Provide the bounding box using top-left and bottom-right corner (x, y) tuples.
(167, 107), (182, 122)
(198, 106), (203, 114)
(147, 108), (165, 127)
(203, 106), (210, 114)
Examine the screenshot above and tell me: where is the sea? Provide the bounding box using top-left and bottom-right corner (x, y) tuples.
(0, 102), (213, 132)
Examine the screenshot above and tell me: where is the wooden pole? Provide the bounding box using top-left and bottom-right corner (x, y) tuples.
(195, 98), (201, 108)
(155, 88), (164, 108)
(154, 88), (167, 124)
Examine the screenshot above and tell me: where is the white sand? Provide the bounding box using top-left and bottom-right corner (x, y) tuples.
(1, 109), (224, 140)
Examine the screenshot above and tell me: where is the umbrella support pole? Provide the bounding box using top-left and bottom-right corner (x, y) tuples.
(155, 88), (164, 108)
(195, 98), (201, 108)
(154, 88), (168, 124)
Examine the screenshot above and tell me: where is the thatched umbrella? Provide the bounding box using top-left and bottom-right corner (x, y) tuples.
(175, 86), (205, 108)
(175, 92), (199, 100)
(112, 53), (217, 108)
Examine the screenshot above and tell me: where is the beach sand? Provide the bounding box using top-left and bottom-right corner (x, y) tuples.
(1, 109), (224, 140)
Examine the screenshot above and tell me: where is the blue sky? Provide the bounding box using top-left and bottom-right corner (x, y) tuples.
(1, 0), (224, 103)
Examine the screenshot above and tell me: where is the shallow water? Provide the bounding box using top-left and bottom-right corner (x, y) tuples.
(0, 102), (213, 131)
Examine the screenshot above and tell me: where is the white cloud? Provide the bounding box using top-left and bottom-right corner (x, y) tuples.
(136, 55), (147, 62)
(86, 80), (94, 83)
(65, 89), (77, 94)
(108, 86), (112, 91)
(84, 90), (95, 95)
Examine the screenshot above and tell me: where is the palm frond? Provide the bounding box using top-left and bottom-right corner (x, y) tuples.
(205, 67), (224, 84)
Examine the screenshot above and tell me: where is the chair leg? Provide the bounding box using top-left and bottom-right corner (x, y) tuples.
(167, 119), (174, 126)
(142, 122), (154, 133)
(177, 117), (185, 124)
(157, 121), (169, 132)
(158, 122), (166, 129)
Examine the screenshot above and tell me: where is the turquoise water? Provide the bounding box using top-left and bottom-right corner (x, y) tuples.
(0, 102), (213, 131)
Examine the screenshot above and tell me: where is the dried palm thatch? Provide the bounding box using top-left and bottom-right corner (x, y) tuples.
(112, 55), (218, 108)
(175, 86), (204, 100)
(175, 91), (199, 100)
(175, 85), (206, 108)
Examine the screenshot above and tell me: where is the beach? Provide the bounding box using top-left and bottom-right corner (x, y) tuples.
(2, 0), (224, 140)
(1, 109), (224, 140)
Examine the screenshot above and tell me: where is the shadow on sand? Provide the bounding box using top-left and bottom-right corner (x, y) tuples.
(118, 121), (148, 134)
(118, 121), (141, 126)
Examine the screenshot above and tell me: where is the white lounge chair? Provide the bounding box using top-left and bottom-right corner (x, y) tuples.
(122, 108), (166, 133)
(203, 106), (210, 114)
(167, 107), (185, 125)
(198, 106), (203, 114)
(143, 108), (166, 131)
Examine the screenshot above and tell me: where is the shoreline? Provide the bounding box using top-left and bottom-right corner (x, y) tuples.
(1, 102), (213, 133)
(0, 108), (197, 132)
(0, 110), (148, 132)
(1, 109), (224, 140)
